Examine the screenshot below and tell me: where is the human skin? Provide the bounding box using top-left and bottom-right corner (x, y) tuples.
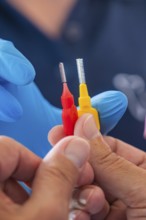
(0, 134), (108, 220)
(7, 0), (77, 38)
(49, 114), (146, 220)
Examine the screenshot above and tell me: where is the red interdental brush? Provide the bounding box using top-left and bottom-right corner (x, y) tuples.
(59, 62), (78, 135)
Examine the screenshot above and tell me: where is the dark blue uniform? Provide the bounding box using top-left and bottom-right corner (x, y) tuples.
(1, 0), (146, 150)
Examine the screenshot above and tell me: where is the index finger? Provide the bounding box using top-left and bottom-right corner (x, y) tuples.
(104, 136), (146, 168)
(0, 136), (41, 182)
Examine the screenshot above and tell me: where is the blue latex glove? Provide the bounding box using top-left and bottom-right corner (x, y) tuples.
(0, 39), (128, 158)
(91, 91), (128, 134)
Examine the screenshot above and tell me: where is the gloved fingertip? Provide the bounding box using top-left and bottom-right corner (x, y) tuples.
(116, 91), (128, 110)
(91, 91), (128, 134)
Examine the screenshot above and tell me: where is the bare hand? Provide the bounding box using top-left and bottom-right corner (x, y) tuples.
(49, 124), (110, 220)
(74, 114), (146, 220)
(0, 135), (92, 220)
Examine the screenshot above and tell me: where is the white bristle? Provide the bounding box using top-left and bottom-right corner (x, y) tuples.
(59, 62), (67, 83)
(76, 58), (86, 84)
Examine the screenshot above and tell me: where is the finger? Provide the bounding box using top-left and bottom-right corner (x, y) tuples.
(105, 200), (127, 220)
(92, 202), (110, 220)
(3, 179), (29, 204)
(0, 136), (41, 182)
(74, 114), (146, 208)
(24, 136), (90, 219)
(48, 125), (65, 146)
(72, 185), (109, 216)
(69, 210), (90, 220)
(91, 91), (127, 134)
(98, 136), (146, 205)
(0, 39), (35, 85)
(48, 91), (128, 142)
(77, 162), (94, 186)
(0, 85), (23, 122)
(49, 128), (94, 186)
(104, 136), (146, 168)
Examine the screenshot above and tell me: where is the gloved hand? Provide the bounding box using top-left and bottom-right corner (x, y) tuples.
(0, 39), (128, 158)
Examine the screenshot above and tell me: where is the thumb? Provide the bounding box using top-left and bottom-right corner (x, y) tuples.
(24, 136), (90, 219)
(74, 114), (146, 208)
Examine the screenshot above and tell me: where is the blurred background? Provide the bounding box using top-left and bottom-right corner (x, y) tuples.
(1, 0), (146, 150)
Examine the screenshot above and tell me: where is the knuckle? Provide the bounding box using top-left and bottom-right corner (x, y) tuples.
(89, 137), (124, 171)
(97, 152), (125, 172)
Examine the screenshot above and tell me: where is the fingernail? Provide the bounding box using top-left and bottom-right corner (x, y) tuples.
(79, 188), (103, 214)
(69, 210), (87, 220)
(79, 198), (87, 206)
(69, 212), (76, 220)
(79, 188), (92, 206)
(64, 138), (90, 168)
(83, 115), (101, 140)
